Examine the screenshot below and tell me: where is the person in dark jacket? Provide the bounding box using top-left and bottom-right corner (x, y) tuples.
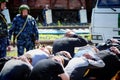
(0, 59), (32, 80)
(29, 56), (70, 80)
(52, 30), (88, 57)
(86, 49), (120, 80)
(0, 0), (9, 58)
(42, 5), (49, 26)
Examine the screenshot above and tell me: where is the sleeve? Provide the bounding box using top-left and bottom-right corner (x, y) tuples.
(54, 62), (65, 75)
(32, 17), (39, 40)
(77, 36), (88, 46)
(87, 55), (105, 68)
(9, 17), (17, 40)
(70, 37), (88, 47)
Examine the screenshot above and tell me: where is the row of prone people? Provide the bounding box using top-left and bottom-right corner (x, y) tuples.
(52, 30), (120, 80)
(0, 38), (120, 80)
(0, 29), (120, 80)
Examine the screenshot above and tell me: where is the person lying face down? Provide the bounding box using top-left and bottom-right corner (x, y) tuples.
(23, 45), (52, 67)
(28, 55), (70, 80)
(65, 45), (105, 80)
(0, 58), (32, 80)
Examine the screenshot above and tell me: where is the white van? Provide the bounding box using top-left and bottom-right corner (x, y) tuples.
(90, 0), (120, 43)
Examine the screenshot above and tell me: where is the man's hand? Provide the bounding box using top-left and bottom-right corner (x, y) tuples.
(83, 53), (93, 60)
(35, 40), (40, 48)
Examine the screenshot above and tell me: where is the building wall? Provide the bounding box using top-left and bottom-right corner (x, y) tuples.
(10, 0), (86, 9)
(7, 0), (96, 24)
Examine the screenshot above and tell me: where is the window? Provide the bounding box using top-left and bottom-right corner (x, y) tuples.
(97, 0), (120, 8)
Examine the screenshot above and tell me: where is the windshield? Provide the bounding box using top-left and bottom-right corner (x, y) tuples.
(97, 0), (120, 8)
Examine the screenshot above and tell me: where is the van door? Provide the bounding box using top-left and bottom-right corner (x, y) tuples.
(90, 0), (120, 43)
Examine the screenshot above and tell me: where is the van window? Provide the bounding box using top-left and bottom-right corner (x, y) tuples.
(97, 0), (120, 8)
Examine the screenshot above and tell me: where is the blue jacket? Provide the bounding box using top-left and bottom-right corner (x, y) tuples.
(9, 14), (39, 41)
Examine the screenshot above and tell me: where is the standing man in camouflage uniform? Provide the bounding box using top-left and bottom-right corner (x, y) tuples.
(42, 5), (49, 26)
(9, 4), (39, 56)
(0, 0), (9, 58)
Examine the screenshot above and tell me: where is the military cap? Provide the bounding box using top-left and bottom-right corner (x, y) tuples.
(19, 4), (30, 11)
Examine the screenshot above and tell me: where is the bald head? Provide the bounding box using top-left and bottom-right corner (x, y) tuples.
(64, 30), (78, 38)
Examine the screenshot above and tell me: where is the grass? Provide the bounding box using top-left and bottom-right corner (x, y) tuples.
(7, 46), (17, 57)
(7, 51), (17, 57)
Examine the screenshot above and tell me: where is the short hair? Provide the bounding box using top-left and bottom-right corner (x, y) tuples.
(64, 30), (77, 38)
